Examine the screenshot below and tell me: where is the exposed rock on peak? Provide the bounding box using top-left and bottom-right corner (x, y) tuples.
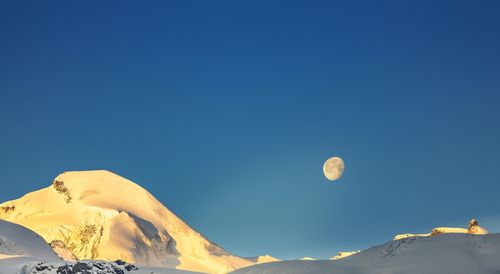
(50, 240), (78, 261)
(53, 179), (72, 203)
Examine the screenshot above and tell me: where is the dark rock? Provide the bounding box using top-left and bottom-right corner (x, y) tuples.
(124, 264), (138, 271)
(114, 260), (127, 265)
(56, 265), (73, 274)
(111, 264), (125, 274)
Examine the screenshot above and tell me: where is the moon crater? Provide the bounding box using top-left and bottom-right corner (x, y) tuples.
(323, 157), (344, 181)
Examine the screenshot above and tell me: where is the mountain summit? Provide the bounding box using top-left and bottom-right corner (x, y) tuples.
(0, 170), (252, 273)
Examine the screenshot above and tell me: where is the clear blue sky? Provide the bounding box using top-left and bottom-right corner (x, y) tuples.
(1, 1), (500, 259)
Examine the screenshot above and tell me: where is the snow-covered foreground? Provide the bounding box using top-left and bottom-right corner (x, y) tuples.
(231, 233), (500, 274)
(0, 219), (59, 260)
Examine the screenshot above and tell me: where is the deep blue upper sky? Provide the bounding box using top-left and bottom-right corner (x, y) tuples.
(1, 1), (500, 259)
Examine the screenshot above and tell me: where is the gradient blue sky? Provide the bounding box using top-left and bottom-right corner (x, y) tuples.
(1, 1), (500, 259)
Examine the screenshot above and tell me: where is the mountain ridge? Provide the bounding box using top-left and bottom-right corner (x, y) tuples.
(231, 233), (500, 274)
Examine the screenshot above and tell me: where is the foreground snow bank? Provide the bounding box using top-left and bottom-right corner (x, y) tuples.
(0, 220), (59, 260)
(231, 233), (500, 274)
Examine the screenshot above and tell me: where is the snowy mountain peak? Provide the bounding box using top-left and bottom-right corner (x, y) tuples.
(0, 170), (253, 274)
(244, 254), (280, 265)
(50, 170), (154, 204)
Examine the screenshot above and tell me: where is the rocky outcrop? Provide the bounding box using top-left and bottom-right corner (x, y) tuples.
(53, 179), (72, 203)
(468, 219), (489, 235)
(50, 240), (78, 261)
(1, 205), (15, 213)
(30, 260), (138, 274)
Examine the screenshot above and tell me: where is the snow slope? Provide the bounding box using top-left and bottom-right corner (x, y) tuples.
(231, 233), (500, 274)
(0, 219), (59, 260)
(0, 170), (253, 274)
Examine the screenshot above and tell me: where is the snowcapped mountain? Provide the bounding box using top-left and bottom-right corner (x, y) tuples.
(0, 170), (253, 274)
(231, 233), (500, 274)
(330, 250), (359, 260)
(243, 255), (280, 264)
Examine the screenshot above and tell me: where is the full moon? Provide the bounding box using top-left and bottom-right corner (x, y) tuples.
(323, 157), (344, 181)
